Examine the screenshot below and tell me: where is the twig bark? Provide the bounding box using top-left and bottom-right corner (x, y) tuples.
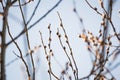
(1, 1), (10, 80)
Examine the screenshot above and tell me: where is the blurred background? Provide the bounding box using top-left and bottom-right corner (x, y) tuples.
(0, 0), (120, 80)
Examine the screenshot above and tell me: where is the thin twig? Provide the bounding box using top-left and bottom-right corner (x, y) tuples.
(18, 0), (35, 79)
(85, 0), (102, 16)
(7, 21), (31, 80)
(6, 0), (62, 46)
(56, 28), (76, 80)
(57, 12), (78, 80)
(39, 31), (60, 80)
(12, 0), (33, 7)
(27, 0), (41, 24)
(47, 24), (52, 80)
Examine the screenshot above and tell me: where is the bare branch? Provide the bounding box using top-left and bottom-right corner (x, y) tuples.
(7, 21), (31, 80)
(6, 0), (62, 46)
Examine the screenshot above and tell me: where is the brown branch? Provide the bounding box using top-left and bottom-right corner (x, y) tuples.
(6, 0), (62, 47)
(109, 19), (120, 42)
(6, 45), (41, 67)
(56, 28), (77, 80)
(1, 1), (10, 79)
(57, 12), (79, 79)
(39, 31), (60, 80)
(18, 0), (36, 79)
(6, 53), (28, 66)
(12, 0), (33, 7)
(85, 0), (102, 16)
(6, 21), (31, 80)
(47, 24), (52, 80)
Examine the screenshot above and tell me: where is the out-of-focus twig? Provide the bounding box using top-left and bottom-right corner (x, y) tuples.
(27, 0), (41, 24)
